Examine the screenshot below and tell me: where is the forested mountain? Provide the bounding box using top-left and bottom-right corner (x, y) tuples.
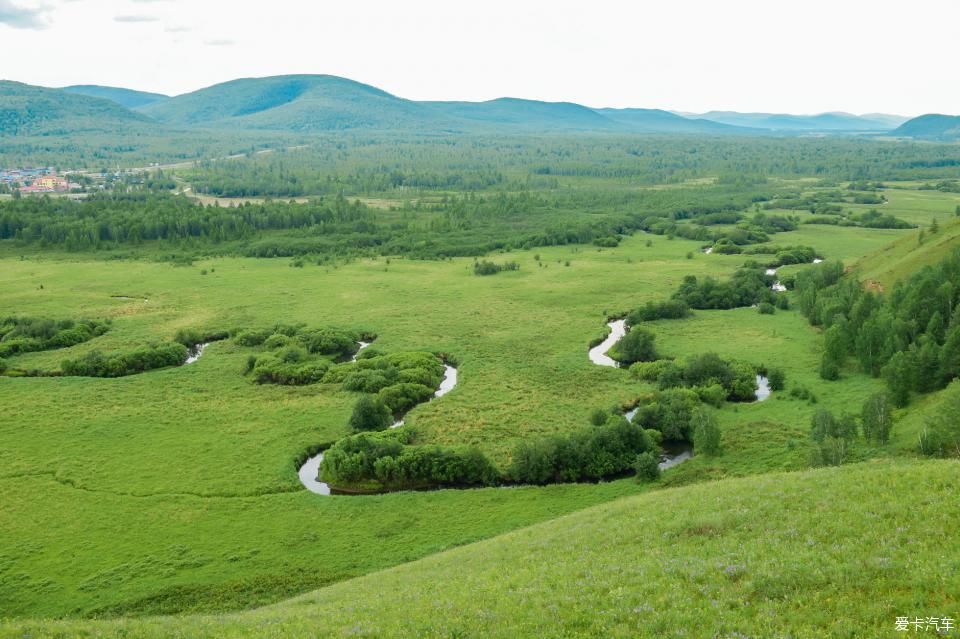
(0, 75), (934, 138)
(62, 85), (170, 109)
(893, 114), (960, 140)
(0, 81), (155, 136)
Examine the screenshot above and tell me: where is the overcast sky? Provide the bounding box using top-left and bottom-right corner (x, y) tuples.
(0, 0), (956, 116)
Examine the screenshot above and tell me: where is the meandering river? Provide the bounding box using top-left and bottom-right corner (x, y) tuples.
(298, 360), (458, 495)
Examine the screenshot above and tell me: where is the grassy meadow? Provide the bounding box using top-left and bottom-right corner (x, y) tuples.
(1, 178), (959, 631)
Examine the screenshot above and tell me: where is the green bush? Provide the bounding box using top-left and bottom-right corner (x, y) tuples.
(692, 406), (722, 456)
(348, 395), (393, 433)
(633, 452), (661, 482)
(615, 328), (658, 365)
(757, 302), (775, 315)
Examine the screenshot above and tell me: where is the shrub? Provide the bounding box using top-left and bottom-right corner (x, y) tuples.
(758, 302), (775, 315)
(474, 260), (519, 276)
(233, 329), (272, 347)
(377, 383), (434, 415)
(626, 300), (691, 324)
(616, 327), (658, 365)
(348, 395), (393, 433)
(634, 452), (661, 482)
(767, 368), (786, 391)
(263, 334), (291, 350)
(0, 357), (6, 374)
(629, 359), (672, 382)
(252, 355), (329, 385)
(589, 408), (608, 426)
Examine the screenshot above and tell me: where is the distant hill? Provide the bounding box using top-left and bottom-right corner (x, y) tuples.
(425, 98), (622, 132)
(692, 111), (905, 132)
(139, 74), (763, 134)
(62, 85), (169, 109)
(0, 80), (154, 136)
(597, 108), (752, 134)
(140, 75), (454, 132)
(893, 114), (960, 140)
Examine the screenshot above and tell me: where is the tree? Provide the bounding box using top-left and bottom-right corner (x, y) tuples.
(349, 395), (393, 432)
(691, 406), (722, 456)
(930, 217), (940, 234)
(861, 392), (894, 444)
(617, 327), (658, 364)
(939, 324), (960, 383)
(820, 324), (846, 380)
(882, 351), (914, 407)
(810, 408), (857, 466)
(918, 380), (960, 457)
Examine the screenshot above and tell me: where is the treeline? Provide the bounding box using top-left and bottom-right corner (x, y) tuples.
(0, 192), (374, 251)
(61, 342), (187, 377)
(796, 251), (960, 405)
(0, 317), (110, 358)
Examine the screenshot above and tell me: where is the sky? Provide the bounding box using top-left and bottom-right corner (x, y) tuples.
(0, 0), (957, 116)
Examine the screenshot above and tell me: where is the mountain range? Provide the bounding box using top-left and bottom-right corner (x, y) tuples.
(1, 74), (955, 139)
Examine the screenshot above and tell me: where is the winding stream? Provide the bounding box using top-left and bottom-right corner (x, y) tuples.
(588, 320), (627, 368)
(185, 343), (209, 365)
(298, 359), (458, 495)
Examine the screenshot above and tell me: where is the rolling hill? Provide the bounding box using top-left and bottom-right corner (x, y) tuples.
(2, 460), (956, 638)
(0, 80), (155, 136)
(62, 85), (170, 109)
(893, 113), (960, 140)
(139, 74), (454, 132)
(425, 97), (621, 132)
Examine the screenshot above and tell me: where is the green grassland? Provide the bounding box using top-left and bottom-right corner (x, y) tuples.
(4, 459), (956, 638)
(2, 183), (959, 629)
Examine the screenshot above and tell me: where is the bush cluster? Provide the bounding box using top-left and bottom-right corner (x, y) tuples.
(508, 417), (657, 484)
(320, 430), (499, 490)
(61, 342), (187, 377)
(0, 317), (110, 358)
(474, 260), (520, 276)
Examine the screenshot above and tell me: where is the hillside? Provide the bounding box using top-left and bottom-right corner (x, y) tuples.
(140, 74), (453, 131)
(692, 110), (903, 132)
(854, 216), (960, 289)
(62, 85), (169, 109)
(893, 113), (960, 140)
(4, 460), (956, 638)
(0, 80), (155, 136)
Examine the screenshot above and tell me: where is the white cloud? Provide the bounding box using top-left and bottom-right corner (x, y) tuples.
(0, 0), (49, 29)
(2, 0), (958, 115)
(114, 14), (158, 22)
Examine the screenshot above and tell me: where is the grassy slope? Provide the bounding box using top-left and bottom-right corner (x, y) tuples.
(854, 217), (960, 290)
(4, 459), (957, 638)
